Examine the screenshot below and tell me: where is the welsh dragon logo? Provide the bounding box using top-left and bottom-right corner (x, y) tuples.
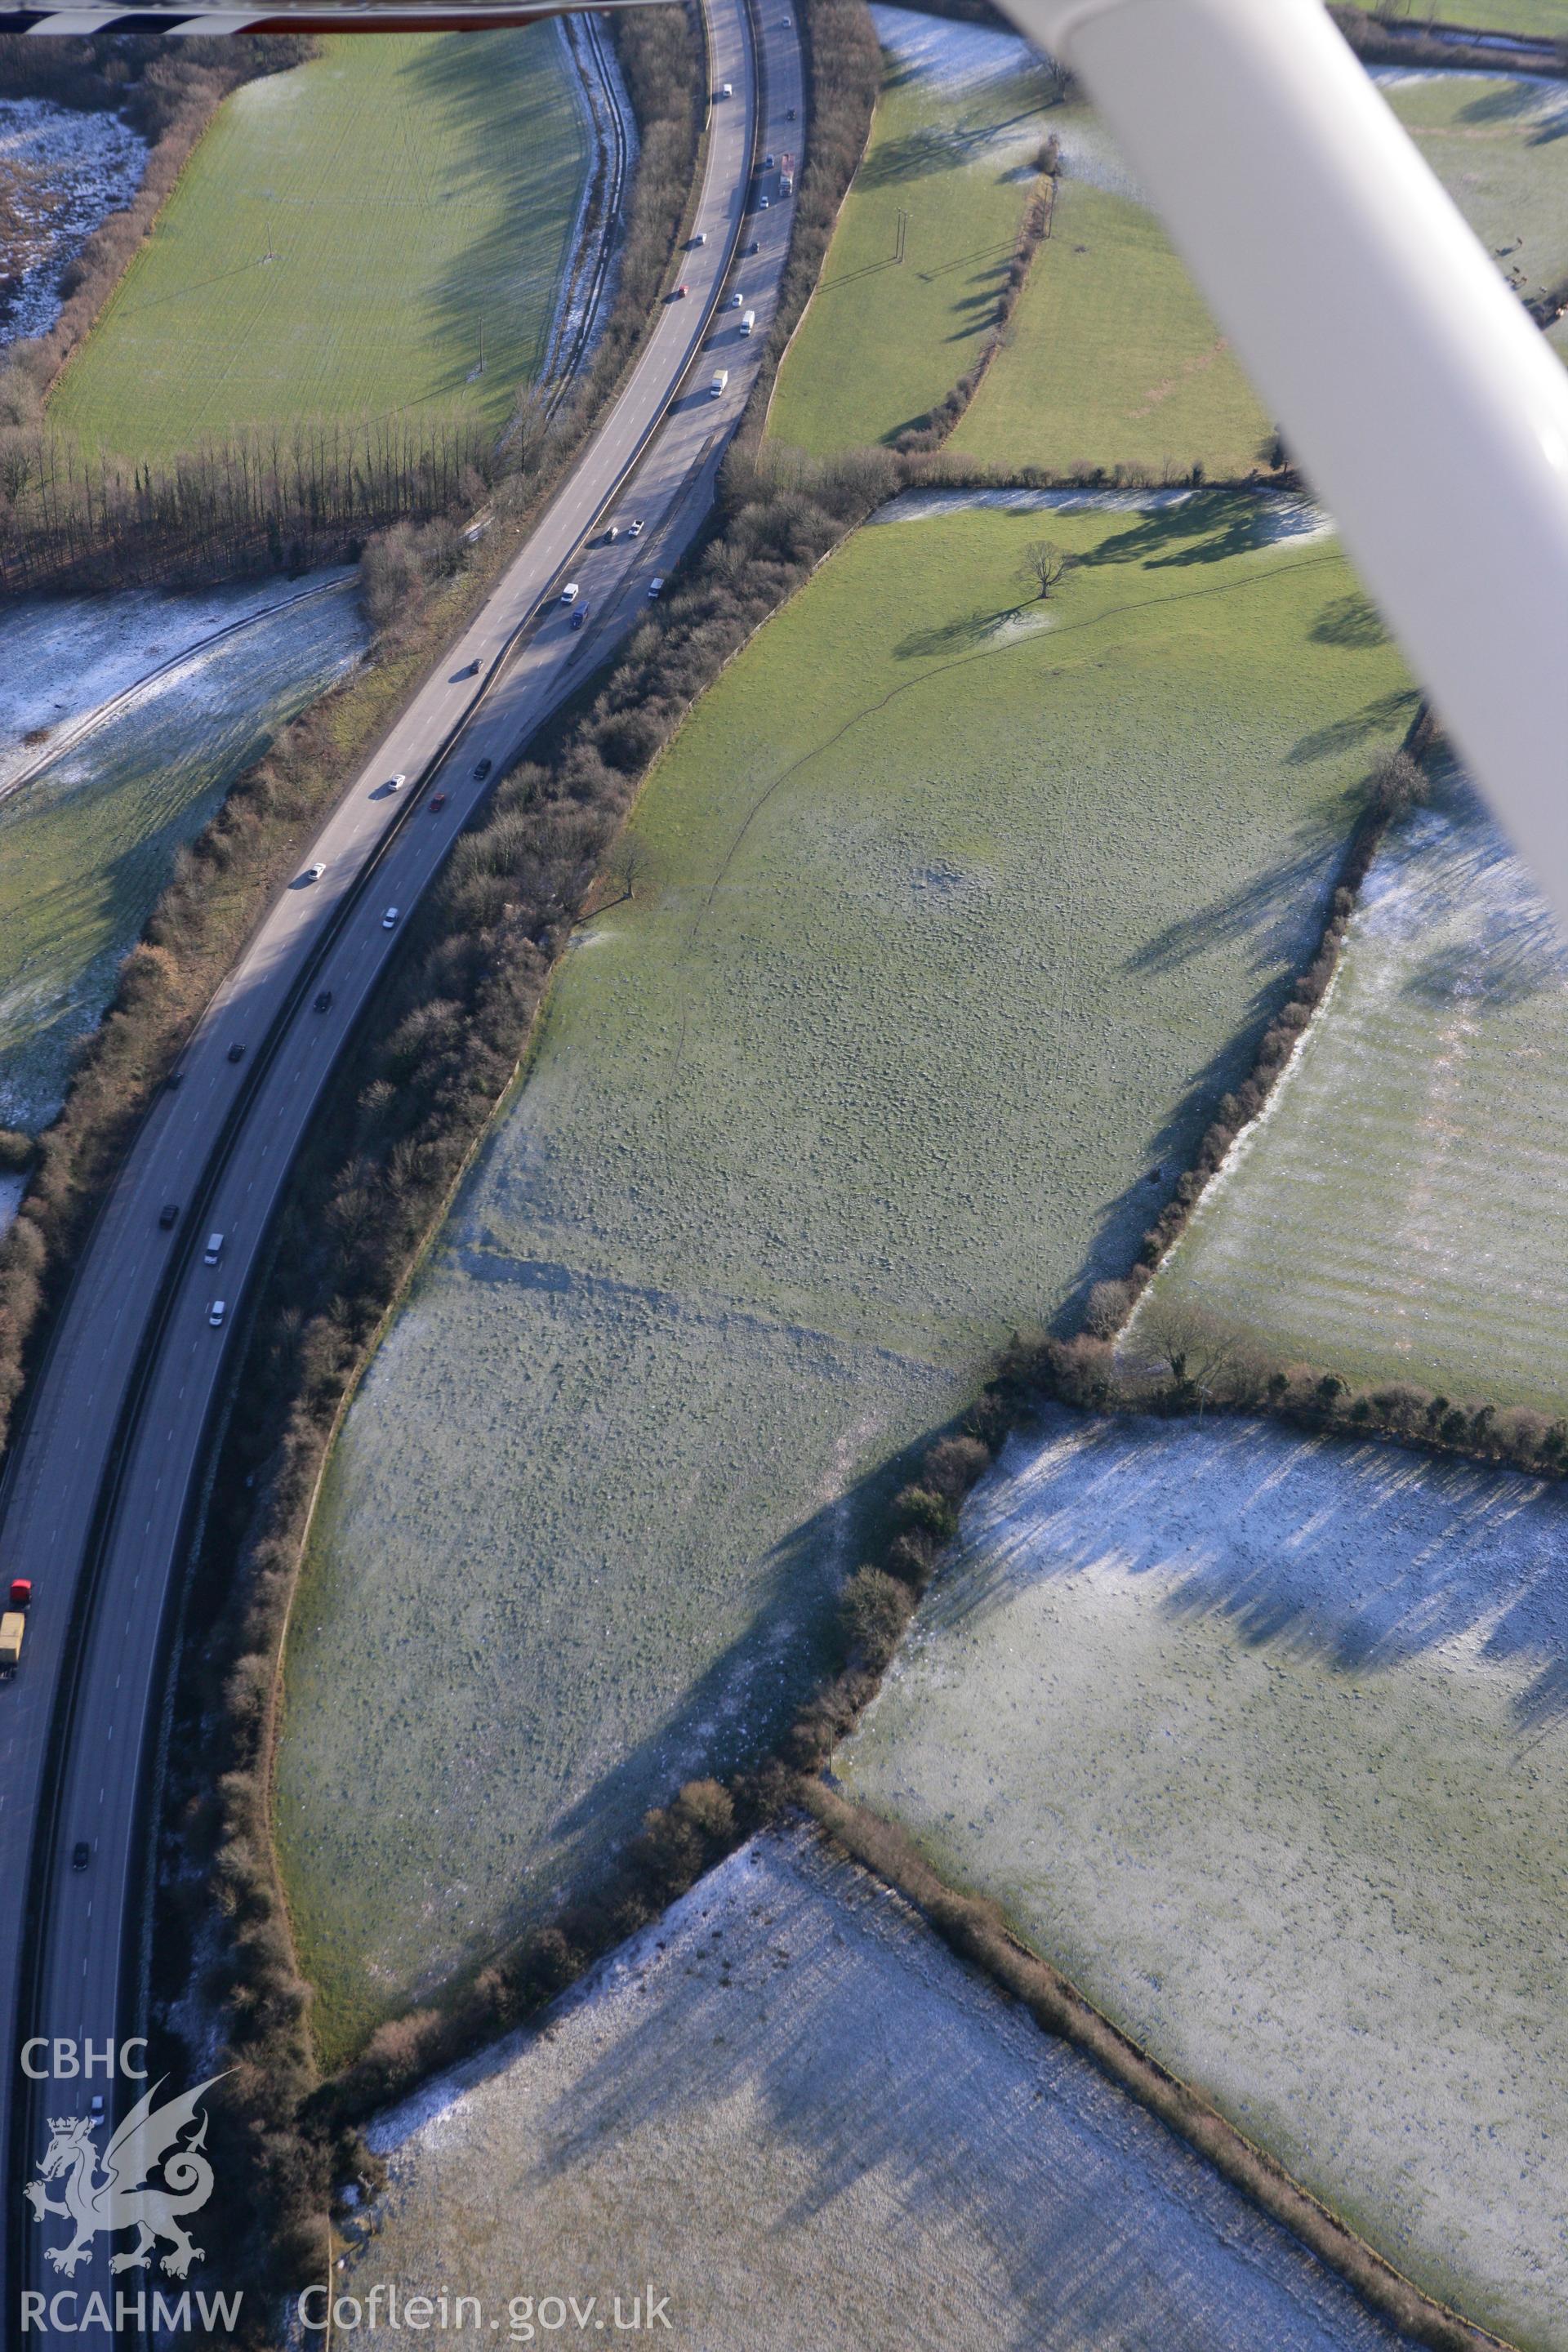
(24, 2073), (226, 2279)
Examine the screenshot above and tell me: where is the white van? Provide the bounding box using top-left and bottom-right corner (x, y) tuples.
(710, 369), (729, 398)
(203, 1233), (224, 1267)
(740, 310), (755, 336)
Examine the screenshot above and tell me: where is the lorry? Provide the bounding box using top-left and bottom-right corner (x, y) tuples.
(0, 1611), (24, 1673)
(741, 310), (756, 336)
(710, 369), (729, 398)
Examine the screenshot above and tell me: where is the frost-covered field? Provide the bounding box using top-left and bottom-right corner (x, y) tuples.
(841, 1408), (1568, 2350)
(0, 576), (367, 1130)
(1135, 758), (1568, 1414)
(348, 1826), (1410, 2352)
(0, 99), (146, 345)
(278, 496), (1418, 2061)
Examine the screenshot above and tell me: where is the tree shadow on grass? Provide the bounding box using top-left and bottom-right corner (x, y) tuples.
(391, 28), (589, 407)
(855, 105), (1046, 188)
(947, 1406), (1568, 1734)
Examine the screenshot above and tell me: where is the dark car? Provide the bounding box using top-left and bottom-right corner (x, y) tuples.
(166, 1068), (185, 1090)
(227, 1042), (246, 1064)
(570, 606), (588, 631)
(314, 990), (333, 1013)
(430, 793), (448, 813)
(474, 758), (492, 782)
(786, 105), (796, 120)
(71, 1842), (89, 1872)
(746, 239), (760, 256)
(158, 1203), (179, 1231)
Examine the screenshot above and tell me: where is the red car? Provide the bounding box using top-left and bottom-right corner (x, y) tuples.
(9, 1579), (31, 1610)
(430, 793), (448, 812)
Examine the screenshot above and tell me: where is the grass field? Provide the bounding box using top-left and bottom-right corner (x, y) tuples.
(953, 121), (1271, 479)
(1129, 757), (1568, 1415)
(277, 489), (1416, 2060)
(767, 6), (1054, 452)
(953, 66), (1568, 475)
(840, 1408), (1568, 2352)
(0, 577), (367, 1130)
(48, 29), (587, 460)
(349, 1827), (1410, 2351)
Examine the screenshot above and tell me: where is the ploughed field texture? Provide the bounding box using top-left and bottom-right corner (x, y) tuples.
(48, 29), (587, 459)
(840, 1409), (1568, 2351)
(953, 68), (1568, 474)
(349, 1827), (1411, 2352)
(277, 491), (1415, 2062)
(1134, 759), (1568, 1415)
(0, 577), (367, 1132)
(766, 6), (1054, 452)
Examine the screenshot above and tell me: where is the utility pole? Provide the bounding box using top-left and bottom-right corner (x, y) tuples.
(895, 207), (908, 265)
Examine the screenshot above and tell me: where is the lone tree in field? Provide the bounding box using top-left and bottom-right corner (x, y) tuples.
(1018, 538), (1070, 599)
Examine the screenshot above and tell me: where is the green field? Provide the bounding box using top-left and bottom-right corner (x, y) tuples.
(953, 130), (1271, 479)
(840, 1409), (1568, 2350)
(348, 1828), (1410, 2350)
(954, 68), (1568, 476)
(767, 7), (1054, 451)
(1419, 2), (1566, 33)
(0, 579), (367, 1132)
(277, 490), (1415, 2060)
(49, 29), (587, 460)
(1129, 759), (1568, 1414)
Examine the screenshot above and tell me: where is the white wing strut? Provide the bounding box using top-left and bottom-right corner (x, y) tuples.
(996, 0), (1568, 929)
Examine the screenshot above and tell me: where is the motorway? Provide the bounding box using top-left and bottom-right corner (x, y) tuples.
(0, 0), (802, 2331)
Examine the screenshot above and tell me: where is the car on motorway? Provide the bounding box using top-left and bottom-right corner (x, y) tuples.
(764, 153), (775, 167)
(746, 239), (760, 256)
(690, 229), (707, 247)
(71, 1842), (89, 1871)
(719, 78), (732, 95)
(158, 1202), (180, 1231)
(166, 1067), (185, 1089)
(207, 1300), (226, 1329)
(382, 906), (400, 930)
(430, 793), (448, 812)
(787, 104), (797, 119)
(730, 291), (743, 308)
(226, 1042), (246, 1064)
(759, 195), (771, 210)
(314, 990), (334, 1013)
(303, 862), (326, 883)
(386, 772), (406, 792)
(474, 758), (492, 781)
(9, 1579), (31, 1610)
(629, 519), (645, 537)
(204, 1232), (225, 1266)
(648, 577), (665, 599)
(671, 283), (690, 301)
(605, 523), (621, 542)
(560, 581), (581, 604)
(571, 606), (589, 630)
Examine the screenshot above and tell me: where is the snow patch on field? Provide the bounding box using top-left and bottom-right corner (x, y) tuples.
(843, 1407), (1568, 2349)
(0, 573), (355, 795)
(354, 1824), (1409, 2350)
(0, 100), (146, 345)
(873, 487), (1330, 546)
(870, 3), (1036, 96)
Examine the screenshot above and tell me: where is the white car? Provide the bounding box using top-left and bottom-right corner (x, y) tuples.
(759, 196), (771, 210)
(303, 862), (326, 883)
(648, 577), (665, 599)
(208, 1300), (226, 1329)
(382, 906), (400, 929)
(628, 519), (645, 537)
(692, 230), (708, 247)
(720, 79), (733, 96)
(386, 772), (406, 792)
(560, 581), (581, 604)
(730, 291), (743, 308)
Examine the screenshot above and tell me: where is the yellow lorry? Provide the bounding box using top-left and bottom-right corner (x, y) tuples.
(0, 1610), (24, 1673)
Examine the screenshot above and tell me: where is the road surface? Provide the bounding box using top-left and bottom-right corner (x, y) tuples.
(0, 0), (803, 2331)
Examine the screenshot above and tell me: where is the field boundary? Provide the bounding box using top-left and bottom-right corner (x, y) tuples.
(802, 1783), (1519, 2352)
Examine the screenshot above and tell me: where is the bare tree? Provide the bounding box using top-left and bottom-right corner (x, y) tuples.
(1018, 538), (1070, 599)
